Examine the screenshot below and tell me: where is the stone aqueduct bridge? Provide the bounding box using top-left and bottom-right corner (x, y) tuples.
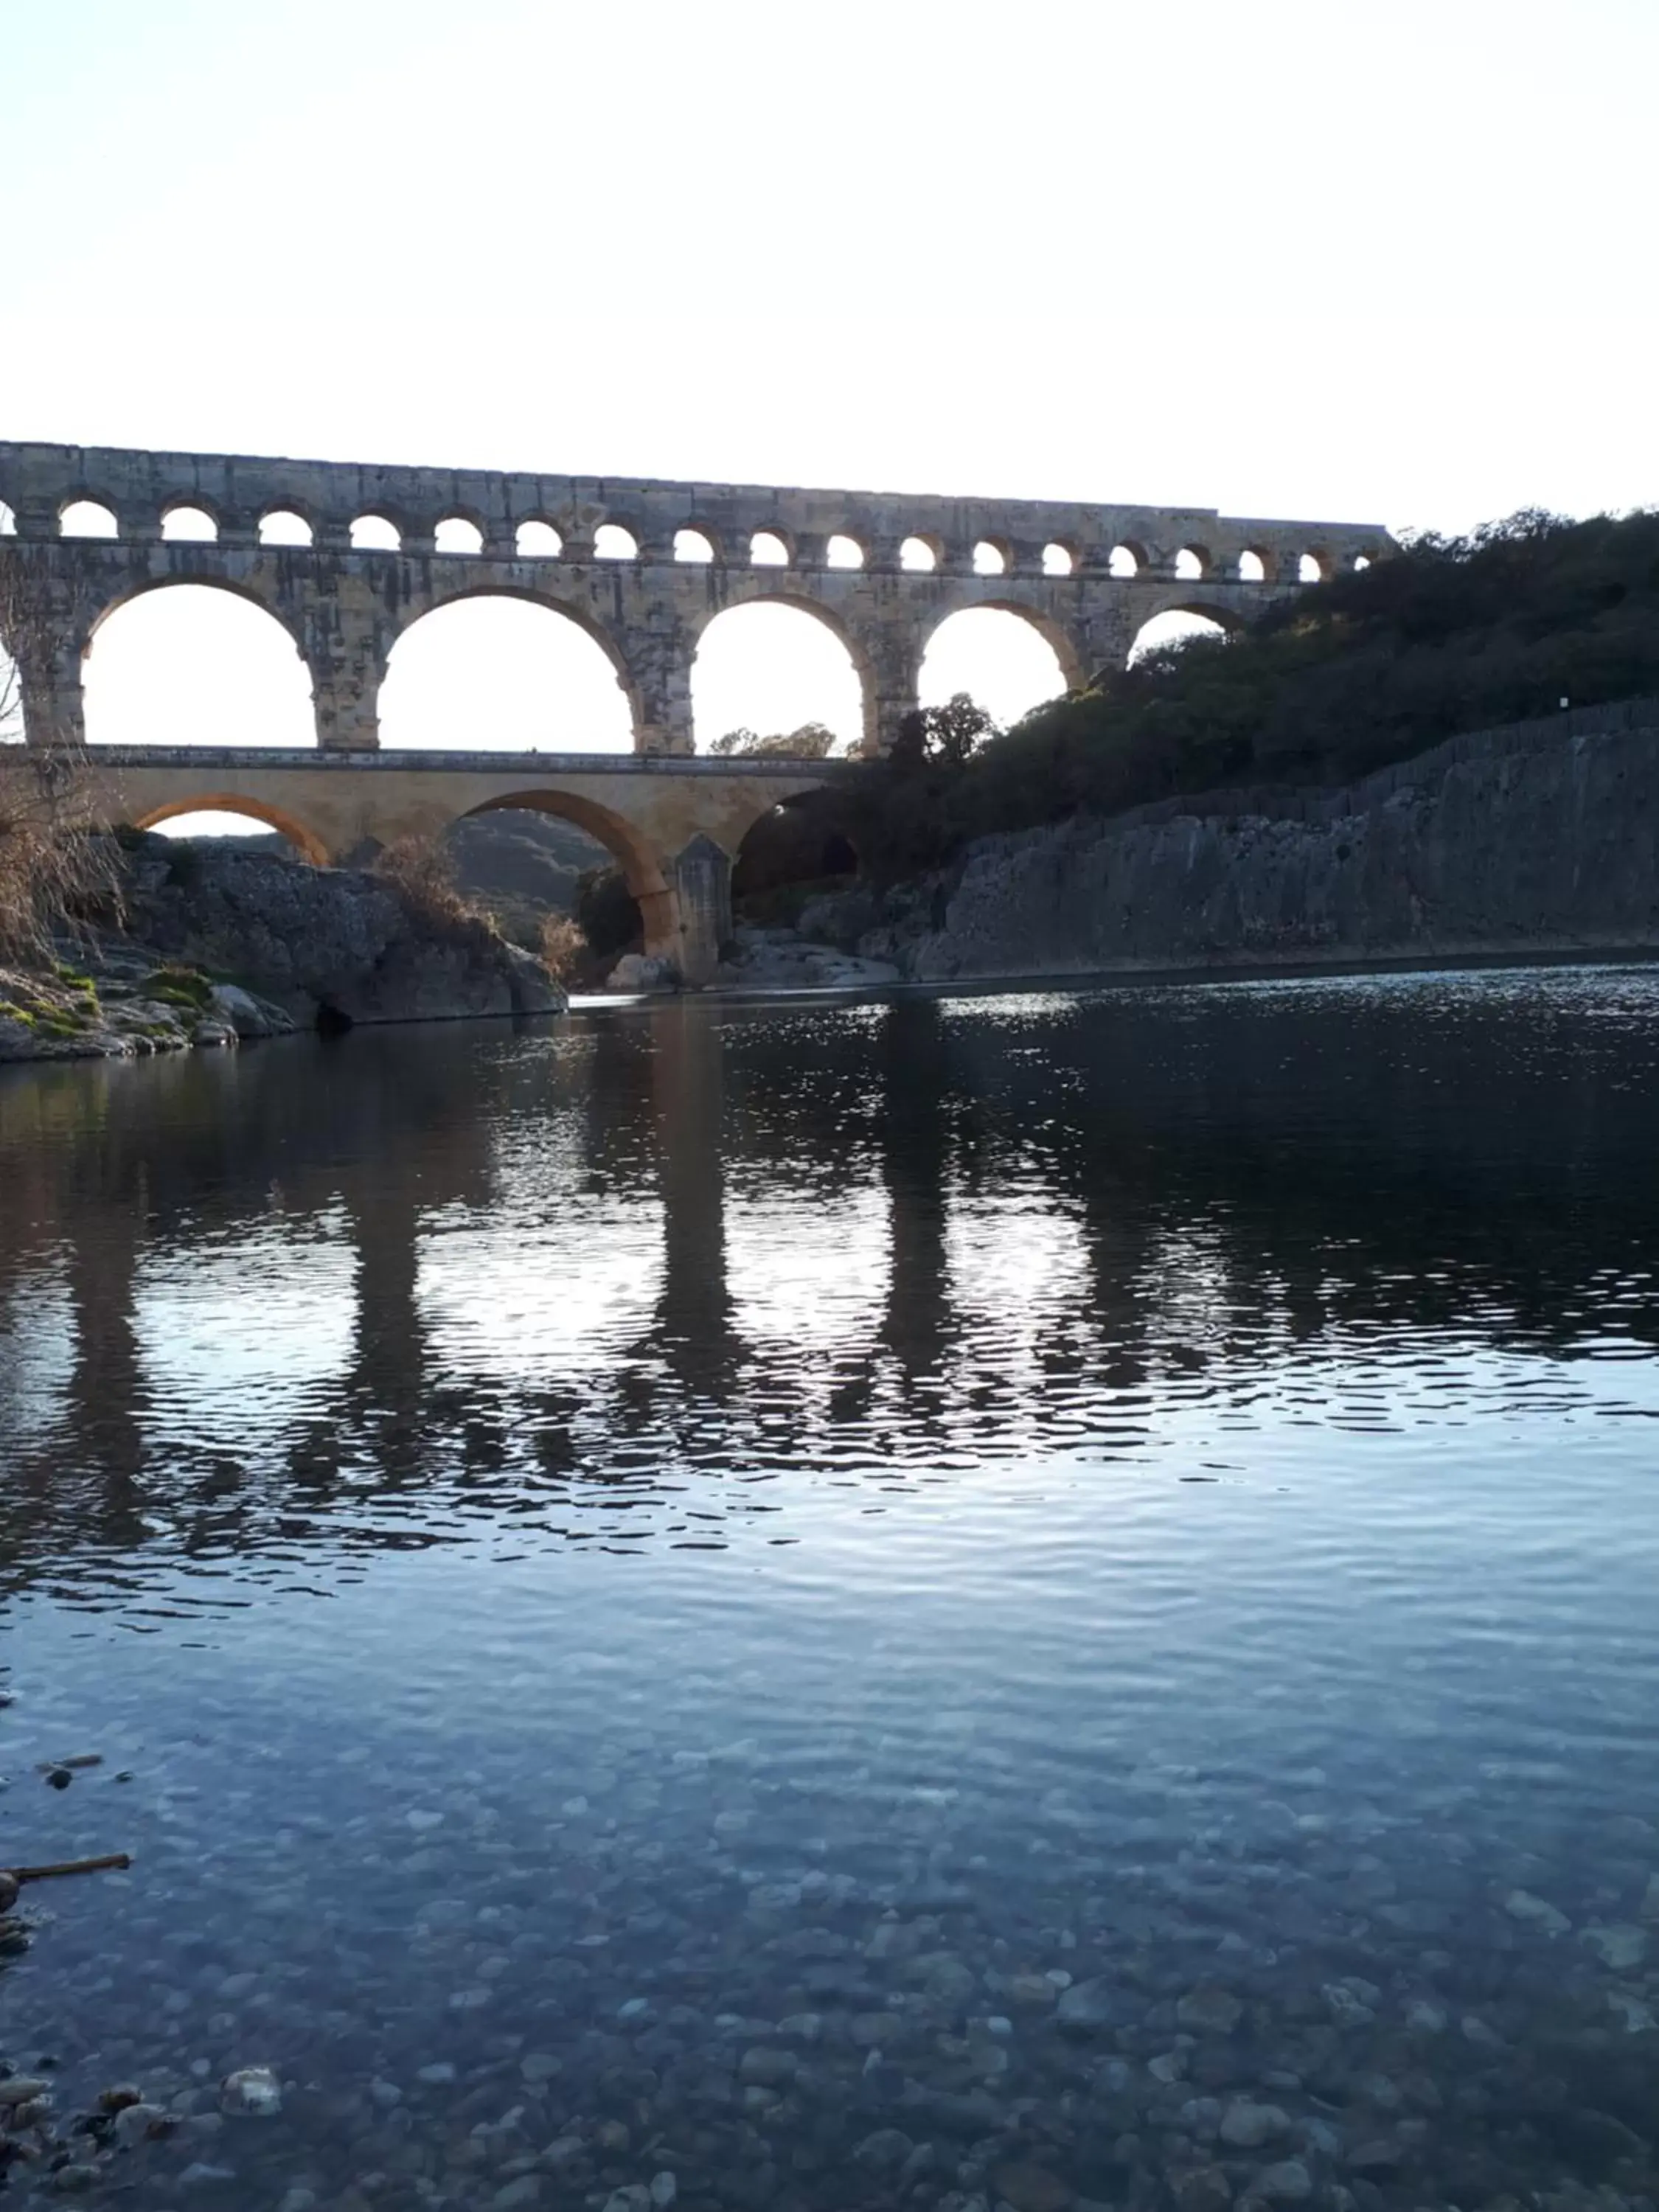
(0, 439), (1391, 983)
(93, 744), (852, 986)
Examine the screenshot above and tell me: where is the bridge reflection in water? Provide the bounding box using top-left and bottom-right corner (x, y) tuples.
(3, 977), (1656, 1603)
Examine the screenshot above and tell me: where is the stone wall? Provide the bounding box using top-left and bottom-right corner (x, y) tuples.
(808, 701), (1659, 980)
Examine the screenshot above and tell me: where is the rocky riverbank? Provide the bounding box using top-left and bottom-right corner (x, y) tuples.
(794, 700), (1659, 984)
(0, 835), (564, 1064)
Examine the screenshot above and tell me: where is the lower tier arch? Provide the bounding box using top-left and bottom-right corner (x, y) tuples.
(128, 793), (330, 866)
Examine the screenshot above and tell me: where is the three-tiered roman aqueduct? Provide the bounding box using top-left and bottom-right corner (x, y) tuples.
(0, 440), (1391, 981)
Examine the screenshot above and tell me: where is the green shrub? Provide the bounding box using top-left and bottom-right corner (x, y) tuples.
(141, 964), (213, 1010)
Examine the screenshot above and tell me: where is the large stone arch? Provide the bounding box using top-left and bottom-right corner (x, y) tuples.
(77, 575), (318, 753)
(381, 585), (643, 746)
(459, 787), (676, 963)
(1131, 591), (1251, 639)
(922, 593), (1087, 692)
(686, 588), (874, 754)
(80, 569), (309, 662)
(128, 792), (331, 865)
(1125, 597), (1251, 670)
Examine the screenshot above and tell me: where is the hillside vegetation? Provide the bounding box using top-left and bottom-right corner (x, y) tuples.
(840, 509), (1659, 877)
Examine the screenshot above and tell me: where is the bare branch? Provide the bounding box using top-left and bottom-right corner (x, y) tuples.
(0, 544), (122, 961)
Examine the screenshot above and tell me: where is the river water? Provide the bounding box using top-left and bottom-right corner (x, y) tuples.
(1, 970), (1658, 2212)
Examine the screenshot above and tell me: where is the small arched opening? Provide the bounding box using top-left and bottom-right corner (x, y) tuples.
(750, 530), (790, 568)
(972, 539), (1008, 576)
(1042, 543), (1074, 576)
(378, 594), (636, 752)
(516, 520), (562, 559)
(1107, 543), (1141, 578)
(130, 797), (329, 866)
(259, 509), (313, 547)
(900, 535), (939, 572)
(1352, 554), (1373, 573)
(825, 534), (864, 570)
(593, 524), (638, 561)
(351, 514), (401, 552)
(161, 504), (218, 543)
(1298, 552), (1326, 583)
(60, 499), (118, 539)
(692, 600), (863, 756)
(919, 606), (1072, 729)
(1174, 546), (1208, 581)
(0, 501), (15, 537)
(674, 527), (716, 564)
(1237, 549), (1267, 583)
(83, 582), (315, 748)
(435, 516), (484, 556)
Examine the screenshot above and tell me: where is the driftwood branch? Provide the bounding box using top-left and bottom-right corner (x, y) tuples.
(7, 1854), (132, 1882)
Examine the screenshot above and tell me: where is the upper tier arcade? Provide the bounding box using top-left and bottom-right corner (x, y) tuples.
(0, 441), (1393, 754)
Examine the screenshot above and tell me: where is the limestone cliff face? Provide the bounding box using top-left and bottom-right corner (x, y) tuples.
(820, 703), (1659, 981)
(118, 836), (564, 1027)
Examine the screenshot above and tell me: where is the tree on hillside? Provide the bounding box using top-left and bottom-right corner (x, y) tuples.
(710, 722), (840, 758)
(890, 691), (1001, 768)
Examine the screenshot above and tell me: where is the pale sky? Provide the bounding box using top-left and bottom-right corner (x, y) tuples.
(4, 0), (1657, 782)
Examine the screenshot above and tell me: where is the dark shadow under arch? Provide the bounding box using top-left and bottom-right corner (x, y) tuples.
(731, 796), (859, 916)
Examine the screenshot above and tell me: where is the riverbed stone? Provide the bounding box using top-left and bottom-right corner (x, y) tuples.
(220, 2066), (282, 2117)
(1177, 1985), (1244, 2036)
(738, 2045), (796, 2084)
(1219, 2101), (1292, 2149)
(1321, 1980), (1378, 2028)
(990, 2160), (1074, 2212)
(1168, 2163), (1234, 2212)
(854, 2127), (915, 2173)
(493, 2181), (543, 2210)
(1504, 1888), (1571, 1935)
(1054, 1977), (1122, 2030)
(1579, 1921), (1648, 1969)
(48, 2166), (100, 2194)
(1253, 2158), (1312, 2201)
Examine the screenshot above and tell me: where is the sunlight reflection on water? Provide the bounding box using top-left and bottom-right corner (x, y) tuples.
(1, 969), (1658, 2208)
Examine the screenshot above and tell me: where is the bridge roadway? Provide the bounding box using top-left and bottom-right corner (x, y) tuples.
(87, 743), (855, 987)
